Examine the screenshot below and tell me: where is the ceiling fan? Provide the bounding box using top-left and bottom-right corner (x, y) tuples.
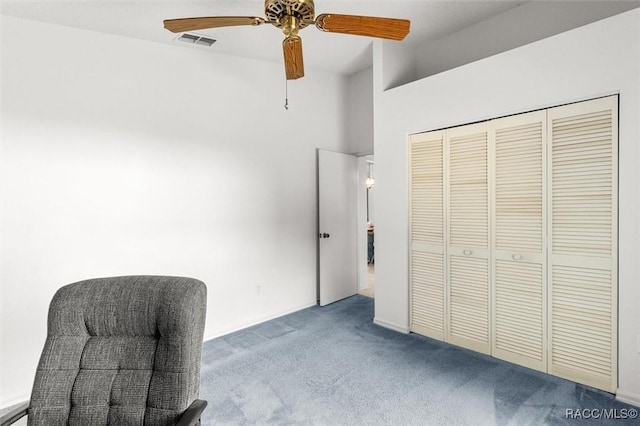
(164, 0), (410, 80)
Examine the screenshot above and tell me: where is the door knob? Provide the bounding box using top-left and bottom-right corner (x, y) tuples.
(323, 233), (330, 238)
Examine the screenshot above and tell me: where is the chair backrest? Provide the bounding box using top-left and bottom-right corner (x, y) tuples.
(28, 276), (207, 426)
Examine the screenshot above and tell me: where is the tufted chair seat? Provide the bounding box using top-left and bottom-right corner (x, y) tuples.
(2, 276), (207, 426)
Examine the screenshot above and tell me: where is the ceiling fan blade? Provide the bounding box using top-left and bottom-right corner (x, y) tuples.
(315, 14), (410, 41)
(283, 36), (305, 80)
(163, 16), (265, 33)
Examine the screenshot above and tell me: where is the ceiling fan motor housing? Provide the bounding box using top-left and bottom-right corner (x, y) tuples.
(265, 0), (315, 29)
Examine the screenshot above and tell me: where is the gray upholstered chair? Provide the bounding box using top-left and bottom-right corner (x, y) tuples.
(0, 276), (207, 426)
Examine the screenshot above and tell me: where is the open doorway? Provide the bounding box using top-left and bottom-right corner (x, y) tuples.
(357, 156), (375, 297)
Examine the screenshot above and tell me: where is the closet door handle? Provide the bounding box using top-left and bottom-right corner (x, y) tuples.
(463, 249), (472, 256)
(512, 253), (522, 261)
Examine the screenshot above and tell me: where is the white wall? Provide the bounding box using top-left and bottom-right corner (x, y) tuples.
(376, 40), (417, 91)
(0, 16), (348, 407)
(415, 1), (640, 79)
(373, 9), (640, 402)
(346, 67), (373, 156)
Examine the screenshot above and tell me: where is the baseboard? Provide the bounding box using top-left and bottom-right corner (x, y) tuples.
(203, 301), (317, 341)
(374, 317), (410, 334)
(616, 389), (640, 407)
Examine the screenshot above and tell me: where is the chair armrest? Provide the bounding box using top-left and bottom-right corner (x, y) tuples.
(0, 401), (29, 426)
(176, 399), (207, 426)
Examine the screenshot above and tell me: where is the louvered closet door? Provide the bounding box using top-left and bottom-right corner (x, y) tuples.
(548, 96), (618, 392)
(446, 123), (491, 354)
(409, 131), (446, 340)
(491, 111), (547, 372)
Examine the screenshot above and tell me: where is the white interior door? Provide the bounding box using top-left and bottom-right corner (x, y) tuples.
(548, 96), (618, 392)
(409, 130), (446, 340)
(318, 149), (357, 306)
(446, 122), (491, 355)
(491, 110), (547, 372)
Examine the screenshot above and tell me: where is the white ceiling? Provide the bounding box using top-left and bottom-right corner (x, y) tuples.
(2, 1), (638, 76)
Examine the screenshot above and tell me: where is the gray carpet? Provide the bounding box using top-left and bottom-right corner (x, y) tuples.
(200, 295), (637, 425)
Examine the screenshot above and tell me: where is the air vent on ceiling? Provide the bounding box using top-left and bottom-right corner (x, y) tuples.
(177, 33), (217, 47)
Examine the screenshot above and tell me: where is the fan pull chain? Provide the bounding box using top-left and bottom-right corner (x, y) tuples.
(284, 78), (289, 110)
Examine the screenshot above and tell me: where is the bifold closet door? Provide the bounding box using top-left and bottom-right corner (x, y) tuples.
(409, 131), (446, 340)
(548, 96), (618, 392)
(491, 111), (547, 372)
(446, 123), (491, 354)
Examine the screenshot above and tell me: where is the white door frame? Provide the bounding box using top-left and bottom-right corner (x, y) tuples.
(357, 155), (374, 292)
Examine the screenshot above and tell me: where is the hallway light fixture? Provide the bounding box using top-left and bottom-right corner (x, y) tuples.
(366, 161), (375, 189)
(366, 176), (375, 189)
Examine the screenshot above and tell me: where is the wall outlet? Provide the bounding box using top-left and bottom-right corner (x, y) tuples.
(255, 283), (261, 294)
